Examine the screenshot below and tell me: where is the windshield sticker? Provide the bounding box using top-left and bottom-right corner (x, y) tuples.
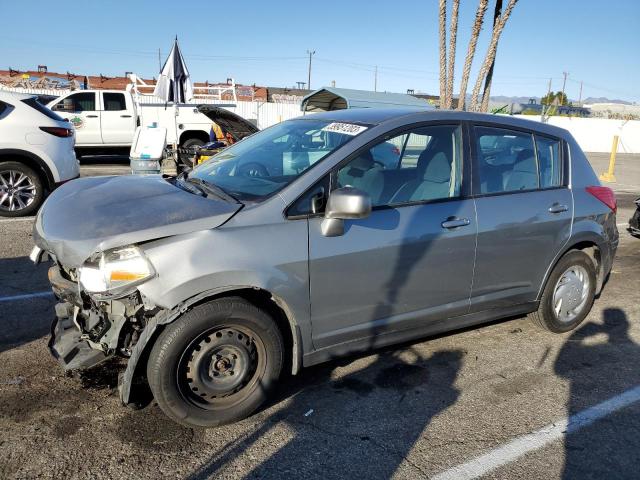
(321, 122), (368, 136)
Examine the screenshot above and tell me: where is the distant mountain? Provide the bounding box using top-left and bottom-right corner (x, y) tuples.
(488, 95), (632, 105)
(582, 97), (632, 105)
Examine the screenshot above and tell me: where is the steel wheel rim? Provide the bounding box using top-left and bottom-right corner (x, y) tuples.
(0, 170), (37, 212)
(177, 324), (266, 411)
(552, 265), (590, 323)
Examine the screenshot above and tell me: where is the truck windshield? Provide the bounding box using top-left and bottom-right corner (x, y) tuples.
(188, 118), (367, 201)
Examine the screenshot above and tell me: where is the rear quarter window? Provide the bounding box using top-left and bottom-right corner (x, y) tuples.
(21, 97), (67, 122)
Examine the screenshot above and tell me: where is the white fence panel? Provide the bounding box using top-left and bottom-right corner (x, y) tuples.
(0, 85), (72, 97)
(210, 101), (304, 129)
(512, 115), (640, 154)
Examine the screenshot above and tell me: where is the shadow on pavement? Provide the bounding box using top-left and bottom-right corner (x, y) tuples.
(186, 346), (463, 479)
(0, 256), (53, 353)
(555, 308), (640, 478)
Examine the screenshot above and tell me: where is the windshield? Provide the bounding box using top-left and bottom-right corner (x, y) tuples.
(188, 118), (368, 201)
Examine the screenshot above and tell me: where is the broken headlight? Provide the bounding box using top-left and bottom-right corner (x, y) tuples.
(78, 246), (155, 298)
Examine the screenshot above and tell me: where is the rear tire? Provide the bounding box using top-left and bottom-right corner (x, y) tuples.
(529, 250), (596, 333)
(179, 138), (206, 168)
(0, 161), (45, 217)
(147, 297), (284, 428)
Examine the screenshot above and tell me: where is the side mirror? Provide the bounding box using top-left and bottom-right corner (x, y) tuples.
(321, 186), (371, 237)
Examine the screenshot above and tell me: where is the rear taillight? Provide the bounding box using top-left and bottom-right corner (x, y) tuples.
(586, 186), (617, 213)
(39, 126), (74, 138)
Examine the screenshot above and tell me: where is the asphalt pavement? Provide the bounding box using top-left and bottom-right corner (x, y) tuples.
(0, 154), (638, 479)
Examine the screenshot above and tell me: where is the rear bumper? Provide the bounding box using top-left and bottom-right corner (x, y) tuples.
(49, 302), (107, 371)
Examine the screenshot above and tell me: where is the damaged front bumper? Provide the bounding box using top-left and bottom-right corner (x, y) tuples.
(49, 303), (108, 371)
(42, 260), (151, 373)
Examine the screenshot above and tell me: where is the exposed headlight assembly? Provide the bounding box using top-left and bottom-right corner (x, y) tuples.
(78, 245), (155, 298)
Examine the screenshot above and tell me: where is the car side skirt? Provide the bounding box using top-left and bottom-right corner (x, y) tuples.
(302, 302), (539, 368)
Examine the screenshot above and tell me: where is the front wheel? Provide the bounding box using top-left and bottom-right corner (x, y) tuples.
(529, 250), (597, 333)
(147, 298), (284, 428)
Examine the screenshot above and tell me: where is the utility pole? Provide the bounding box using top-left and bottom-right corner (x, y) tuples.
(578, 80), (583, 105)
(306, 50), (316, 91)
(542, 77), (552, 119)
(158, 48), (162, 73)
(374, 65), (378, 92)
(561, 71), (569, 105)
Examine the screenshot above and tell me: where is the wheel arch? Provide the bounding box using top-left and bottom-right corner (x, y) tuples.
(537, 234), (603, 301)
(178, 129), (210, 147)
(0, 149), (55, 190)
(120, 285), (302, 407)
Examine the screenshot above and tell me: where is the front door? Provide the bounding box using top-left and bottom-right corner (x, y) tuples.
(100, 92), (135, 144)
(52, 92), (102, 145)
(469, 125), (573, 312)
(308, 124), (477, 349)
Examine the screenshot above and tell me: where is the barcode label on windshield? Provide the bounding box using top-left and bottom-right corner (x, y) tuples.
(321, 122), (368, 136)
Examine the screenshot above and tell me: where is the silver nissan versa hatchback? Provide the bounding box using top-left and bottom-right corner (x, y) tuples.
(32, 109), (618, 427)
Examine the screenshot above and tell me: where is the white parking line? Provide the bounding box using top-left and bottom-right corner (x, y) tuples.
(0, 291), (53, 303)
(0, 216), (35, 223)
(433, 384), (640, 480)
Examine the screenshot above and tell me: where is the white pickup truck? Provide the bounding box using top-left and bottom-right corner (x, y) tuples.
(46, 89), (219, 160)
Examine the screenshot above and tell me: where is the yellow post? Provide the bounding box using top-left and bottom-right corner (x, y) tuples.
(599, 135), (619, 183)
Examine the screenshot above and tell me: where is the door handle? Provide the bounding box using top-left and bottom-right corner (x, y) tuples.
(441, 217), (471, 229)
(120, 114), (132, 118)
(548, 204), (568, 214)
(86, 114), (98, 118)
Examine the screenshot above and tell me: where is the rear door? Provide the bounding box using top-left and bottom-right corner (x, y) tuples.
(51, 92), (101, 144)
(470, 124), (572, 312)
(100, 92), (135, 144)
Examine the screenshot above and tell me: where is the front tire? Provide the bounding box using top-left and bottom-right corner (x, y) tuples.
(0, 161), (45, 217)
(147, 298), (284, 428)
(529, 250), (597, 333)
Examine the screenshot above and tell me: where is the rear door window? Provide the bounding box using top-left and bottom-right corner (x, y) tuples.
(535, 135), (562, 188)
(474, 126), (538, 194)
(21, 97), (66, 121)
(103, 93), (127, 111)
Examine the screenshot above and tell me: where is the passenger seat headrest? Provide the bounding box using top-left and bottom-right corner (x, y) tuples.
(422, 152), (451, 183)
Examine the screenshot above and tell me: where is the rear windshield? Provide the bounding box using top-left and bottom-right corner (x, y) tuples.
(21, 97), (67, 122)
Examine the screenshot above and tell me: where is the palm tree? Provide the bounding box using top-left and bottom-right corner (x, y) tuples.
(445, 0), (460, 109)
(438, 0), (447, 109)
(480, 0), (503, 112)
(456, 0), (489, 110)
(469, 0), (519, 111)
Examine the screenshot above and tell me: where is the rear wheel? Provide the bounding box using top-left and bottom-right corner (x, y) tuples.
(0, 161), (45, 217)
(529, 250), (597, 333)
(179, 138), (206, 168)
(147, 297), (284, 428)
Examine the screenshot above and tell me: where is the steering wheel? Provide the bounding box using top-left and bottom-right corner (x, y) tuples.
(238, 162), (269, 178)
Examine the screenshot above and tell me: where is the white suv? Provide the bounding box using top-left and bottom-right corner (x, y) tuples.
(0, 91), (80, 217)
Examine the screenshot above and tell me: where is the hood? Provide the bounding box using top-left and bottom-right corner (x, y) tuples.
(197, 105), (259, 141)
(34, 175), (241, 267)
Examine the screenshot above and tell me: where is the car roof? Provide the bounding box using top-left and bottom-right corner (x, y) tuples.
(299, 108), (570, 138)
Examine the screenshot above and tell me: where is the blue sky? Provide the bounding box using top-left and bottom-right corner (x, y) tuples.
(1, 0), (638, 102)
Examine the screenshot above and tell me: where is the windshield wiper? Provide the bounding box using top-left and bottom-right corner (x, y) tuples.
(175, 176), (206, 196)
(186, 176), (240, 204)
